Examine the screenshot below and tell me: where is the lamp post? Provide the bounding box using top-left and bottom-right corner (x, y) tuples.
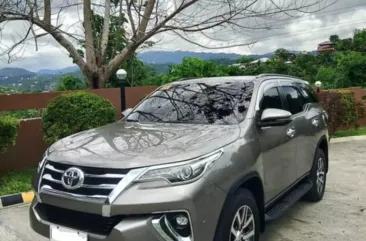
(315, 81), (322, 93)
(116, 69), (127, 111)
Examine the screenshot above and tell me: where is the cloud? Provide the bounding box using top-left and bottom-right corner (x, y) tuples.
(0, 0), (365, 71)
(152, 0), (366, 54)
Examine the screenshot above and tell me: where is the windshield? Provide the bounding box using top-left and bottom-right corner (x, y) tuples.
(126, 81), (254, 125)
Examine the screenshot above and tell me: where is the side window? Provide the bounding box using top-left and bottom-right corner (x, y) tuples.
(260, 87), (283, 111)
(281, 86), (304, 115)
(298, 83), (318, 103)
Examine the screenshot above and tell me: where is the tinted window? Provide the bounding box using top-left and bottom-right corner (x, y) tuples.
(126, 81), (254, 124)
(298, 83), (318, 103)
(281, 86), (304, 114)
(260, 87), (283, 110)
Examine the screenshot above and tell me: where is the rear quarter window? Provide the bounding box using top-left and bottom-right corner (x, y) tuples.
(297, 83), (318, 103)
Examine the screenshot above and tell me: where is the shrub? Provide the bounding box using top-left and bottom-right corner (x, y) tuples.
(338, 90), (359, 126)
(42, 92), (116, 144)
(56, 76), (87, 91)
(0, 115), (19, 153)
(355, 101), (366, 129)
(317, 90), (365, 133)
(0, 109), (40, 119)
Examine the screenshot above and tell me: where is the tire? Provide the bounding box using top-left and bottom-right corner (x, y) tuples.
(214, 189), (260, 241)
(303, 148), (327, 202)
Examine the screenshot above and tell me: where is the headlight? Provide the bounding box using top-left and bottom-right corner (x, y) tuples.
(37, 152), (47, 173)
(136, 149), (223, 185)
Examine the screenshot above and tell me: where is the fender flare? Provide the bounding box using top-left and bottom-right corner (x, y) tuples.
(227, 171), (263, 196)
(315, 135), (329, 172)
(227, 171), (265, 232)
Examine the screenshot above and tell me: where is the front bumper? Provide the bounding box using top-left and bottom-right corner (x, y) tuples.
(30, 177), (227, 241)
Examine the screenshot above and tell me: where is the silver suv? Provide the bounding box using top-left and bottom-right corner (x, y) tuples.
(30, 74), (329, 241)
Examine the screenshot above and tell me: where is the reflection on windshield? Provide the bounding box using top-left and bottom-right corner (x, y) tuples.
(127, 81), (254, 125)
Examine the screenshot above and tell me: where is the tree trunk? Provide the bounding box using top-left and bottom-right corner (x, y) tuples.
(83, 67), (109, 89)
(97, 68), (107, 88)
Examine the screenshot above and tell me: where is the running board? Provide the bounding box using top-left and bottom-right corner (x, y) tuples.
(265, 180), (313, 222)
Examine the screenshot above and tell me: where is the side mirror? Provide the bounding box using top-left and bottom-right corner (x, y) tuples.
(122, 108), (133, 118)
(258, 108), (292, 127)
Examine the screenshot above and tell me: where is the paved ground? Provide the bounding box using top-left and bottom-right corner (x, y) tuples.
(1, 141), (365, 241)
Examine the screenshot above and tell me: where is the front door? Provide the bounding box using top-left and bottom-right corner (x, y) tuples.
(256, 80), (298, 202)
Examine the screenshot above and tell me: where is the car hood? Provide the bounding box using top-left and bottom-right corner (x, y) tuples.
(47, 121), (240, 169)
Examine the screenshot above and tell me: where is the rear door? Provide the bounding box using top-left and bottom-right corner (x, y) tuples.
(256, 80), (298, 202)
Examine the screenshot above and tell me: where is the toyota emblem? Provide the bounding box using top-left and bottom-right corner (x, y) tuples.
(61, 167), (85, 190)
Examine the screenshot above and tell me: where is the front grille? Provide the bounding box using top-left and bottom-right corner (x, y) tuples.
(36, 203), (123, 236)
(39, 161), (130, 199)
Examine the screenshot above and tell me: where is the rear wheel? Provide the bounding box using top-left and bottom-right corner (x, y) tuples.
(304, 148), (327, 202)
(214, 189), (260, 241)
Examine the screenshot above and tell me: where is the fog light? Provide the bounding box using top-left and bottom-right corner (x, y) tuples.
(176, 215), (189, 226)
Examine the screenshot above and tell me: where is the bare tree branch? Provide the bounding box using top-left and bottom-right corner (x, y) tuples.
(29, 22), (38, 51)
(43, 0), (51, 23)
(125, 0), (137, 36)
(83, 0), (97, 68)
(171, 29), (257, 49)
(0, 25), (32, 60)
(135, 0), (199, 45)
(136, 0), (156, 39)
(100, 0), (111, 63)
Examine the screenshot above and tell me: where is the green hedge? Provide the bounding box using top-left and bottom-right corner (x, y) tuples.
(42, 92), (116, 144)
(317, 90), (365, 133)
(0, 115), (19, 153)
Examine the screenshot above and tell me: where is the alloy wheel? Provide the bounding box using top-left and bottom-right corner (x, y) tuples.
(316, 157), (325, 194)
(229, 205), (255, 241)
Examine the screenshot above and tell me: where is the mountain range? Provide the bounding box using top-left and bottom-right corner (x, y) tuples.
(0, 50), (275, 77)
(137, 50), (275, 64)
(36, 66), (80, 76)
(0, 50), (314, 91)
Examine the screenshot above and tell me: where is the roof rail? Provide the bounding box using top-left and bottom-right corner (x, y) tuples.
(256, 73), (306, 82)
(256, 73), (295, 78)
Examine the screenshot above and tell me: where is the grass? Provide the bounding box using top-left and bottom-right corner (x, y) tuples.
(331, 127), (366, 138)
(0, 168), (35, 196)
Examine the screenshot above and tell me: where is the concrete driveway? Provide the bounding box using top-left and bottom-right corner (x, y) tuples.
(1, 140), (365, 241)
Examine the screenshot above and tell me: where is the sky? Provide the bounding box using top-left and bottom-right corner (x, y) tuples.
(0, 0), (365, 72)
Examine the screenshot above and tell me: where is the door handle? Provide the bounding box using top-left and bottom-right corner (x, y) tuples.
(286, 126), (296, 138)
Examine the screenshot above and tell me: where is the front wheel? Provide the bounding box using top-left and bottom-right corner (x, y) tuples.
(214, 189), (260, 241)
(304, 148), (327, 202)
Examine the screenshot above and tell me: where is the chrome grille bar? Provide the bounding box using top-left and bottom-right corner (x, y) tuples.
(45, 164), (125, 178)
(85, 173), (125, 178)
(82, 183), (117, 189)
(41, 185), (108, 200)
(42, 174), (117, 189)
(45, 164), (63, 173)
(40, 161), (128, 200)
(42, 174), (62, 184)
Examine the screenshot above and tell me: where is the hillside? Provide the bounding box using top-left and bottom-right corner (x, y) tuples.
(37, 66), (80, 76)
(0, 67), (82, 91)
(0, 68), (37, 86)
(138, 51), (245, 64)
(0, 67), (35, 77)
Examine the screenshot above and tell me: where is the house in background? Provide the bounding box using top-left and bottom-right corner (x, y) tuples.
(247, 57), (270, 67)
(317, 41), (335, 52)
